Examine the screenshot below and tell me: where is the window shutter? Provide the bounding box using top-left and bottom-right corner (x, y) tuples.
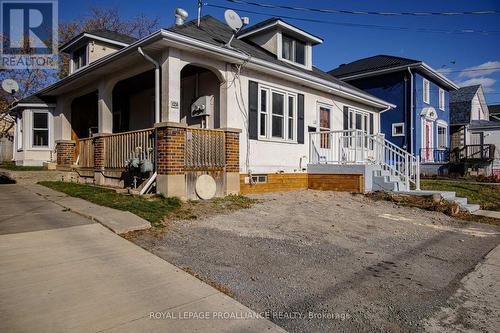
(248, 80), (258, 140)
(343, 106), (349, 130)
(297, 94), (305, 144)
(369, 113), (374, 134)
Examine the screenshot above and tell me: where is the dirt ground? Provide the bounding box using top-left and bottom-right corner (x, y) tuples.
(130, 190), (500, 333)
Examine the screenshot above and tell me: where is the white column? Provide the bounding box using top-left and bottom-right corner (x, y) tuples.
(98, 80), (113, 133)
(160, 48), (181, 123)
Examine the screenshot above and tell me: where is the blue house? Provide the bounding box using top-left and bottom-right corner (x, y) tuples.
(329, 55), (459, 170)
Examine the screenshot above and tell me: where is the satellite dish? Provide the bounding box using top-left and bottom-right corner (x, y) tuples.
(2, 79), (19, 94)
(224, 9), (243, 32)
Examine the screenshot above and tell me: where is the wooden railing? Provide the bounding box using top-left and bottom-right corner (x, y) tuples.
(104, 129), (154, 169)
(77, 138), (94, 168)
(185, 128), (225, 170)
(451, 144), (495, 162)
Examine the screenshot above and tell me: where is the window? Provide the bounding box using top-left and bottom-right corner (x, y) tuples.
(271, 92), (284, 138)
(423, 78), (430, 104)
(392, 123), (405, 137)
(251, 175), (267, 184)
(439, 88), (445, 110)
(72, 46), (88, 71)
(32, 112), (49, 147)
(16, 116), (23, 150)
(258, 84), (297, 142)
(281, 34), (306, 66)
(437, 124), (447, 148)
(259, 88), (268, 137)
(319, 105), (331, 148)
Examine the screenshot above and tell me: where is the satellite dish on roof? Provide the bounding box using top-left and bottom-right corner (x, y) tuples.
(224, 10), (243, 32)
(2, 79), (19, 94)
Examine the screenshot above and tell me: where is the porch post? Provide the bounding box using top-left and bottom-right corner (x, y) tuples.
(160, 48), (182, 123)
(98, 81), (113, 134)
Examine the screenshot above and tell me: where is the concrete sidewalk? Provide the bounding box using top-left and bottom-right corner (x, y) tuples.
(26, 184), (151, 234)
(0, 223), (285, 332)
(424, 245), (500, 332)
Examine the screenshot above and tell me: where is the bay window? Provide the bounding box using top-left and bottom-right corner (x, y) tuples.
(258, 85), (297, 142)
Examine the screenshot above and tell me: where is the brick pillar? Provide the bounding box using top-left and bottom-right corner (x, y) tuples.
(155, 122), (187, 198)
(55, 140), (76, 168)
(93, 135), (106, 171)
(223, 128), (241, 195)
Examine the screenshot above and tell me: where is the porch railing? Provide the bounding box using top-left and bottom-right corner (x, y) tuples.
(419, 148), (450, 163)
(104, 129), (154, 169)
(451, 144), (495, 162)
(77, 138), (94, 168)
(310, 130), (420, 190)
(185, 128), (225, 170)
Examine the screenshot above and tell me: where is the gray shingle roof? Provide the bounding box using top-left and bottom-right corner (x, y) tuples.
(59, 29), (137, 51)
(168, 16), (374, 99)
(450, 85), (481, 125)
(489, 104), (500, 115)
(469, 119), (500, 129)
(17, 95), (56, 104)
(328, 55), (420, 78)
(237, 17), (323, 42)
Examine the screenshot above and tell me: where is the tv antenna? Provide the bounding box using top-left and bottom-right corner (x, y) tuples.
(224, 9), (249, 48)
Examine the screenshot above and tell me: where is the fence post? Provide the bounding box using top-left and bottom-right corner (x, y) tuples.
(404, 153), (409, 190)
(416, 157), (421, 191)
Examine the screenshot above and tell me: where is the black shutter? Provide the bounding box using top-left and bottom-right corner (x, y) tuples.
(248, 80), (258, 140)
(343, 106), (349, 130)
(297, 94), (305, 144)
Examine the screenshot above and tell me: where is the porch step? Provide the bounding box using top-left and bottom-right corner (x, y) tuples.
(372, 175), (406, 192)
(397, 190), (480, 213)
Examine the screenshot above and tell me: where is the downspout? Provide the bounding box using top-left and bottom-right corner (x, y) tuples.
(407, 67), (414, 156)
(137, 47), (160, 124)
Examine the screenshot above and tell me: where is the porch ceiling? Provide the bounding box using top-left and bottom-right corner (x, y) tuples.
(45, 44), (162, 96)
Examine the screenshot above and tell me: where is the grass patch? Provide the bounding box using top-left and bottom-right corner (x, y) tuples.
(39, 181), (258, 230)
(39, 181), (181, 227)
(0, 161), (45, 171)
(421, 180), (500, 211)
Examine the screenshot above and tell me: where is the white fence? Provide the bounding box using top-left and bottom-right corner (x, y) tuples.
(0, 139), (13, 162)
(310, 130), (420, 190)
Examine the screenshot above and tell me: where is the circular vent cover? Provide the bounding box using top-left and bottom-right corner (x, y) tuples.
(195, 174), (217, 200)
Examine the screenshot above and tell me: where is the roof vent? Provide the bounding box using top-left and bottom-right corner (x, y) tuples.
(175, 8), (188, 26)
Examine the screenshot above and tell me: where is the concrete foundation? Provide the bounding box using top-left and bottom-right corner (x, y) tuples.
(157, 174), (187, 200)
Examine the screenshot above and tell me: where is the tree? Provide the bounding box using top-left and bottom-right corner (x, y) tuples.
(0, 6), (160, 139)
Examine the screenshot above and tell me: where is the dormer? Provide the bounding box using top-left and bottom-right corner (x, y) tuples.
(59, 30), (137, 74)
(237, 18), (323, 70)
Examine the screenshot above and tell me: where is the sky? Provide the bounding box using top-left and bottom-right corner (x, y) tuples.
(59, 0), (500, 104)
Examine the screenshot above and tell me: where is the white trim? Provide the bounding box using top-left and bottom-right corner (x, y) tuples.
(238, 20), (323, 44)
(35, 28), (395, 110)
(438, 88), (445, 111)
(423, 78), (430, 104)
(60, 33), (130, 52)
(30, 110), (52, 150)
(392, 122), (405, 137)
(257, 83), (298, 143)
(338, 62), (459, 90)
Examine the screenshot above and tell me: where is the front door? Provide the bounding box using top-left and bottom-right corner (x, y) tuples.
(424, 120), (434, 162)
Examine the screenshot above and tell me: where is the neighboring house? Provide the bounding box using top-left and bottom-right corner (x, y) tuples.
(11, 14), (416, 198)
(489, 104), (500, 121)
(449, 86), (499, 177)
(329, 55), (459, 175)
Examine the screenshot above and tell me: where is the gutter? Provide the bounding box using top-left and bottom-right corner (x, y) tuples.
(137, 47), (160, 124)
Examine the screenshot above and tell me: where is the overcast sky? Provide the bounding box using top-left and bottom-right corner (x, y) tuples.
(60, 0), (500, 104)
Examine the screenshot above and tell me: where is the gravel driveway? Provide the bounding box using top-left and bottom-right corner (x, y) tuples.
(131, 190), (500, 332)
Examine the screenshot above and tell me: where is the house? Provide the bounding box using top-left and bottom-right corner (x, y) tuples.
(489, 104), (500, 121)
(328, 55), (459, 175)
(11, 13), (418, 198)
